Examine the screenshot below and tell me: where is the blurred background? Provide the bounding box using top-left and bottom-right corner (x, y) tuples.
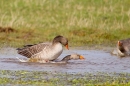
(0, 0), (130, 47)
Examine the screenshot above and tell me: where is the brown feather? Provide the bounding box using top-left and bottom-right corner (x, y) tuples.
(17, 43), (50, 58)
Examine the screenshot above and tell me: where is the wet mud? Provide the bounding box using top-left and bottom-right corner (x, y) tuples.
(0, 47), (130, 73)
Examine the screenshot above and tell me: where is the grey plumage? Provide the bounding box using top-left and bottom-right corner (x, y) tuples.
(16, 35), (69, 61)
(17, 43), (49, 58)
(112, 38), (130, 57)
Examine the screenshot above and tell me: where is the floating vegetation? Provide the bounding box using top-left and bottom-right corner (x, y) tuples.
(0, 70), (130, 85)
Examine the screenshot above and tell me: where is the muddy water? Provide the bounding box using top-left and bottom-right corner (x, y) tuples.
(0, 47), (130, 73)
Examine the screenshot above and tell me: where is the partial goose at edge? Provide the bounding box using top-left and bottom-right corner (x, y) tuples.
(112, 38), (130, 57)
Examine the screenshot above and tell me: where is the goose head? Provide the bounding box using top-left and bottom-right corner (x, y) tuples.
(53, 35), (69, 50)
(69, 54), (84, 60)
(61, 54), (85, 62)
(117, 41), (125, 53)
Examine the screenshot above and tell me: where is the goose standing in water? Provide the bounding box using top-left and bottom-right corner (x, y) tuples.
(17, 35), (69, 62)
(112, 38), (130, 57)
(16, 54), (85, 63)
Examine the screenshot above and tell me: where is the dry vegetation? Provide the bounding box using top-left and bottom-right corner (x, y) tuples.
(0, 0), (130, 47)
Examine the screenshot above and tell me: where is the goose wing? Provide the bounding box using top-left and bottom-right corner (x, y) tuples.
(17, 43), (50, 58)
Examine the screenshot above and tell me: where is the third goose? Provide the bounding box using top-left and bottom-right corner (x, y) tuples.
(112, 38), (130, 57)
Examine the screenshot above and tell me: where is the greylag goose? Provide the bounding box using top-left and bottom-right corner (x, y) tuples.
(16, 54), (85, 63)
(52, 54), (84, 63)
(112, 38), (130, 57)
(17, 35), (69, 62)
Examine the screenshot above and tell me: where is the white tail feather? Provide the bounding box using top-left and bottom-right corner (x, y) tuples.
(16, 57), (28, 62)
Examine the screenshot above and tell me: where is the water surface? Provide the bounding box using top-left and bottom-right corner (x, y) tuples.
(0, 47), (130, 73)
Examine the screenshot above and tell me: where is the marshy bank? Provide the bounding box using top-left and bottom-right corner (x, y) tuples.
(0, 70), (130, 85)
(0, 0), (130, 47)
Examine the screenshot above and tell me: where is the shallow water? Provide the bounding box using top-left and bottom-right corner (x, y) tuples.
(0, 47), (130, 73)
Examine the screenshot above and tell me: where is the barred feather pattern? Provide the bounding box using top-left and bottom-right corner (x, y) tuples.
(17, 43), (50, 58)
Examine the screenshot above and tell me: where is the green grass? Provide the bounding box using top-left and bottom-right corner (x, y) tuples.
(0, 0), (130, 47)
(0, 70), (130, 86)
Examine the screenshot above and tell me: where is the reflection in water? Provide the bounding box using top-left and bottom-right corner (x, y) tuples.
(0, 47), (130, 73)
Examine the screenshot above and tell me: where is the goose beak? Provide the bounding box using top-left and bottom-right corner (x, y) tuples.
(79, 55), (85, 60)
(65, 44), (69, 50)
(118, 41), (122, 46)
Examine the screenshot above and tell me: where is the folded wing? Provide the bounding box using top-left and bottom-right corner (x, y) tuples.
(17, 43), (50, 58)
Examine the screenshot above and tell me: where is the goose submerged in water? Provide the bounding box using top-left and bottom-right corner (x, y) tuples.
(112, 38), (130, 57)
(17, 35), (69, 62)
(16, 54), (85, 63)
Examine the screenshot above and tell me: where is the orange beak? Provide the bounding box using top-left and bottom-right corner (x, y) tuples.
(65, 44), (69, 50)
(118, 41), (122, 46)
(79, 55), (85, 60)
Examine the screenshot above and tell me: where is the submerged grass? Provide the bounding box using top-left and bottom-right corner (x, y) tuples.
(0, 70), (130, 85)
(0, 0), (130, 47)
